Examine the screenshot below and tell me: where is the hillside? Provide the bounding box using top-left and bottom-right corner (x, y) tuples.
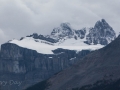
(26, 35), (120, 90)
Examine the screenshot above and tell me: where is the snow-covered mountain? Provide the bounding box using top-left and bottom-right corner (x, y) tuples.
(86, 19), (116, 45)
(0, 19), (117, 90)
(8, 19), (116, 54)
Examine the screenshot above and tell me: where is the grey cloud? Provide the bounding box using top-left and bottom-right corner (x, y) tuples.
(0, 0), (120, 44)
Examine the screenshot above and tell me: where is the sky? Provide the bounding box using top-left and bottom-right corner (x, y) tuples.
(0, 0), (120, 44)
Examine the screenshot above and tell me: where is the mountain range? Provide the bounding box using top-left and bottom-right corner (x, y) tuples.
(0, 19), (117, 90)
(8, 19), (116, 54)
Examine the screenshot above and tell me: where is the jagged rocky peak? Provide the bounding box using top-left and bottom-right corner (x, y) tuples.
(51, 23), (72, 34)
(95, 19), (109, 29)
(60, 22), (72, 31)
(51, 23), (74, 39)
(51, 23), (87, 41)
(86, 19), (116, 45)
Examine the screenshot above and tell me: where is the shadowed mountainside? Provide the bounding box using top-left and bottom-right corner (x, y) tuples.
(26, 35), (120, 90)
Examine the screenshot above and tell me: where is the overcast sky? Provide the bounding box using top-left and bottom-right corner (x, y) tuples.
(0, 0), (120, 44)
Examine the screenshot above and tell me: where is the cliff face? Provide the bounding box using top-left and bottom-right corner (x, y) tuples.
(0, 43), (91, 90)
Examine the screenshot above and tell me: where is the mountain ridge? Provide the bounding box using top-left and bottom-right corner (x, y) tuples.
(7, 19), (116, 54)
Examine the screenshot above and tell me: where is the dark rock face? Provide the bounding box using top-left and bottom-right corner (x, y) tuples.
(51, 23), (74, 40)
(75, 28), (86, 39)
(86, 19), (116, 45)
(26, 33), (58, 43)
(0, 43), (91, 90)
(27, 35), (120, 90)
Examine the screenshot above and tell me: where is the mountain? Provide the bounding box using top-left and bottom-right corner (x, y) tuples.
(8, 19), (116, 54)
(26, 35), (120, 90)
(50, 19), (116, 45)
(86, 19), (116, 45)
(0, 19), (116, 90)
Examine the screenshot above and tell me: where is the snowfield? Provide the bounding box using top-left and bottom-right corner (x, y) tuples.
(9, 37), (104, 54)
